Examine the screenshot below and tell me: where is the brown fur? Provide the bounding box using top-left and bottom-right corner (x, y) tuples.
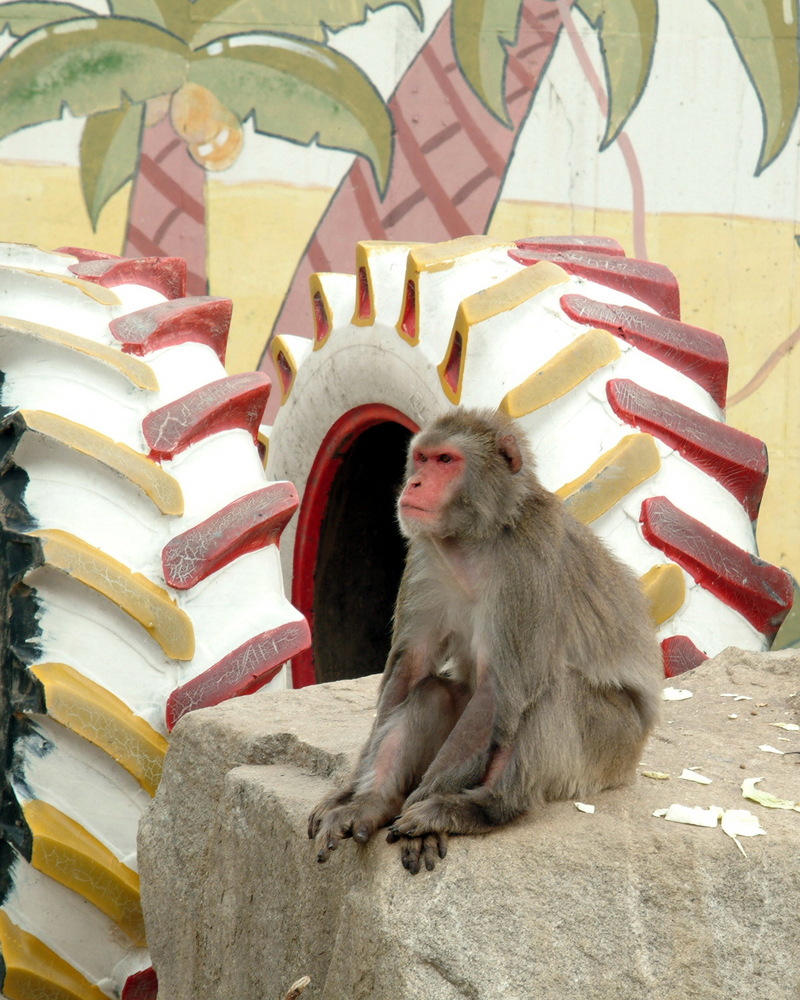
(308, 408), (663, 873)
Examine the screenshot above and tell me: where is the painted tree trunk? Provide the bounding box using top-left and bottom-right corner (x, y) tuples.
(124, 114), (208, 297)
(260, 0), (564, 420)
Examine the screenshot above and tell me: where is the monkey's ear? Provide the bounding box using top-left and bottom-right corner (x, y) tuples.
(498, 434), (523, 474)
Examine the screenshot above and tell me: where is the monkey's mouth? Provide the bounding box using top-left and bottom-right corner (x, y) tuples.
(399, 502), (434, 518)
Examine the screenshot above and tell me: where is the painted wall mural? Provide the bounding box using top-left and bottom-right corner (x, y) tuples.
(0, 0), (797, 620)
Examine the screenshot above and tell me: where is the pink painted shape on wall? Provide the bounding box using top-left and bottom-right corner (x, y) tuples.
(607, 378), (767, 518)
(109, 296), (232, 363)
(640, 496), (793, 638)
(162, 483), (299, 589)
(560, 294), (728, 407)
(142, 372), (271, 461)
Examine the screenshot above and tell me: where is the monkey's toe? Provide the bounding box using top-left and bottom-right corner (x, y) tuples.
(396, 832), (447, 874)
(401, 838), (422, 874)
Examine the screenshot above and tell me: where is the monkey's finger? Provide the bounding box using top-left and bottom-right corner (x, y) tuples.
(387, 818), (418, 838)
(315, 835), (340, 863)
(436, 832), (448, 859)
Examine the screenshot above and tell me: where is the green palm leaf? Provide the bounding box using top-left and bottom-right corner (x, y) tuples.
(451, 0), (523, 126)
(190, 0), (424, 48)
(80, 102), (144, 229)
(106, 1), (171, 32)
(0, 1), (95, 36)
(188, 36), (394, 192)
(0, 17), (188, 141)
(706, 0), (800, 173)
(575, 0), (657, 149)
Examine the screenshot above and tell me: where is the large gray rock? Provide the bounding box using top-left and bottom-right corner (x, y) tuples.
(139, 649), (800, 1000)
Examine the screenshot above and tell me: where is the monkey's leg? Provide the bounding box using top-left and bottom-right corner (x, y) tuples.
(308, 644), (430, 848)
(312, 675), (469, 861)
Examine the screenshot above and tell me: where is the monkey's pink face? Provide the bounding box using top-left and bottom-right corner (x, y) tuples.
(398, 443), (465, 532)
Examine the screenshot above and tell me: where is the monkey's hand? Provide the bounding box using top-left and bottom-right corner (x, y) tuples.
(307, 788), (353, 842)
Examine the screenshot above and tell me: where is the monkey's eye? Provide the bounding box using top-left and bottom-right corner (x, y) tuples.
(438, 454), (452, 464)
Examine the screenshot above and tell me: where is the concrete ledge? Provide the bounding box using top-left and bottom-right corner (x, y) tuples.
(139, 649), (800, 1000)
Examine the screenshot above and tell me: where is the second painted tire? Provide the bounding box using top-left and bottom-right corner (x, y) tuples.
(266, 235), (793, 686)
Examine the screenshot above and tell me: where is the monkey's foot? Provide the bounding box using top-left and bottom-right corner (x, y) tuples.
(386, 829), (448, 874)
(390, 792), (496, 840)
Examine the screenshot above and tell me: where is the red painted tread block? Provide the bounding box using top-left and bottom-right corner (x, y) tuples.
(510, 244), (681, 319)
(162, 484), (299, 589)
(640, 496), (793, 638)
(166, 619), (312, 730)
(68, 256), (187, 300)
(57, 246), (121, 263)
(122, 968), (158, 1000)
(143, 372), (271, 461)
(516, 235), (625, 256)
(109, 296), (233, 363)
(607, 379), (767, 519)
(561, 294), (728, 407)
(661, 635), (708, 677)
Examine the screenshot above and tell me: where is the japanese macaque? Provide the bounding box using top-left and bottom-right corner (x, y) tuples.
(308, 407), (663, 873)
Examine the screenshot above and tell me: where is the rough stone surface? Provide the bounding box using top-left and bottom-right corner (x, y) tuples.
(138, 649), (800, 1000)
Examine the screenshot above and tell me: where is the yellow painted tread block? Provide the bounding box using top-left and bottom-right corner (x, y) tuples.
(0, 314), (158, 391)
(397, 235), (508, 344)
(557, 434), (661, 524)
(23, 800), (145, 946)
(352, 240), (426, 326)
(31, 528), (194, 660)
(500, 328), (621, 418)
(7, 265), (122, 305)
(438, 262), (571, 404)
(31, 662), (167, 796)
(456, 260), (569, 327)
(640, 563), (687, 625)
(20, 409), (183, 515)
(0, 910), (110, 1000)
(403, 234), (505, 276)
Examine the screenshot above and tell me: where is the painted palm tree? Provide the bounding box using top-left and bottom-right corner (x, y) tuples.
(265, 0), (800, 408)
(0, 0), (422, 293)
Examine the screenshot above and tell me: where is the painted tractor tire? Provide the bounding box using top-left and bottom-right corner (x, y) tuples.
(266, 235), (793, 687)
(0, 245), (308, 1000)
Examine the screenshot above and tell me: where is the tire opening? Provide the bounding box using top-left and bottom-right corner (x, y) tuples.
(312, 420), (412, 684)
